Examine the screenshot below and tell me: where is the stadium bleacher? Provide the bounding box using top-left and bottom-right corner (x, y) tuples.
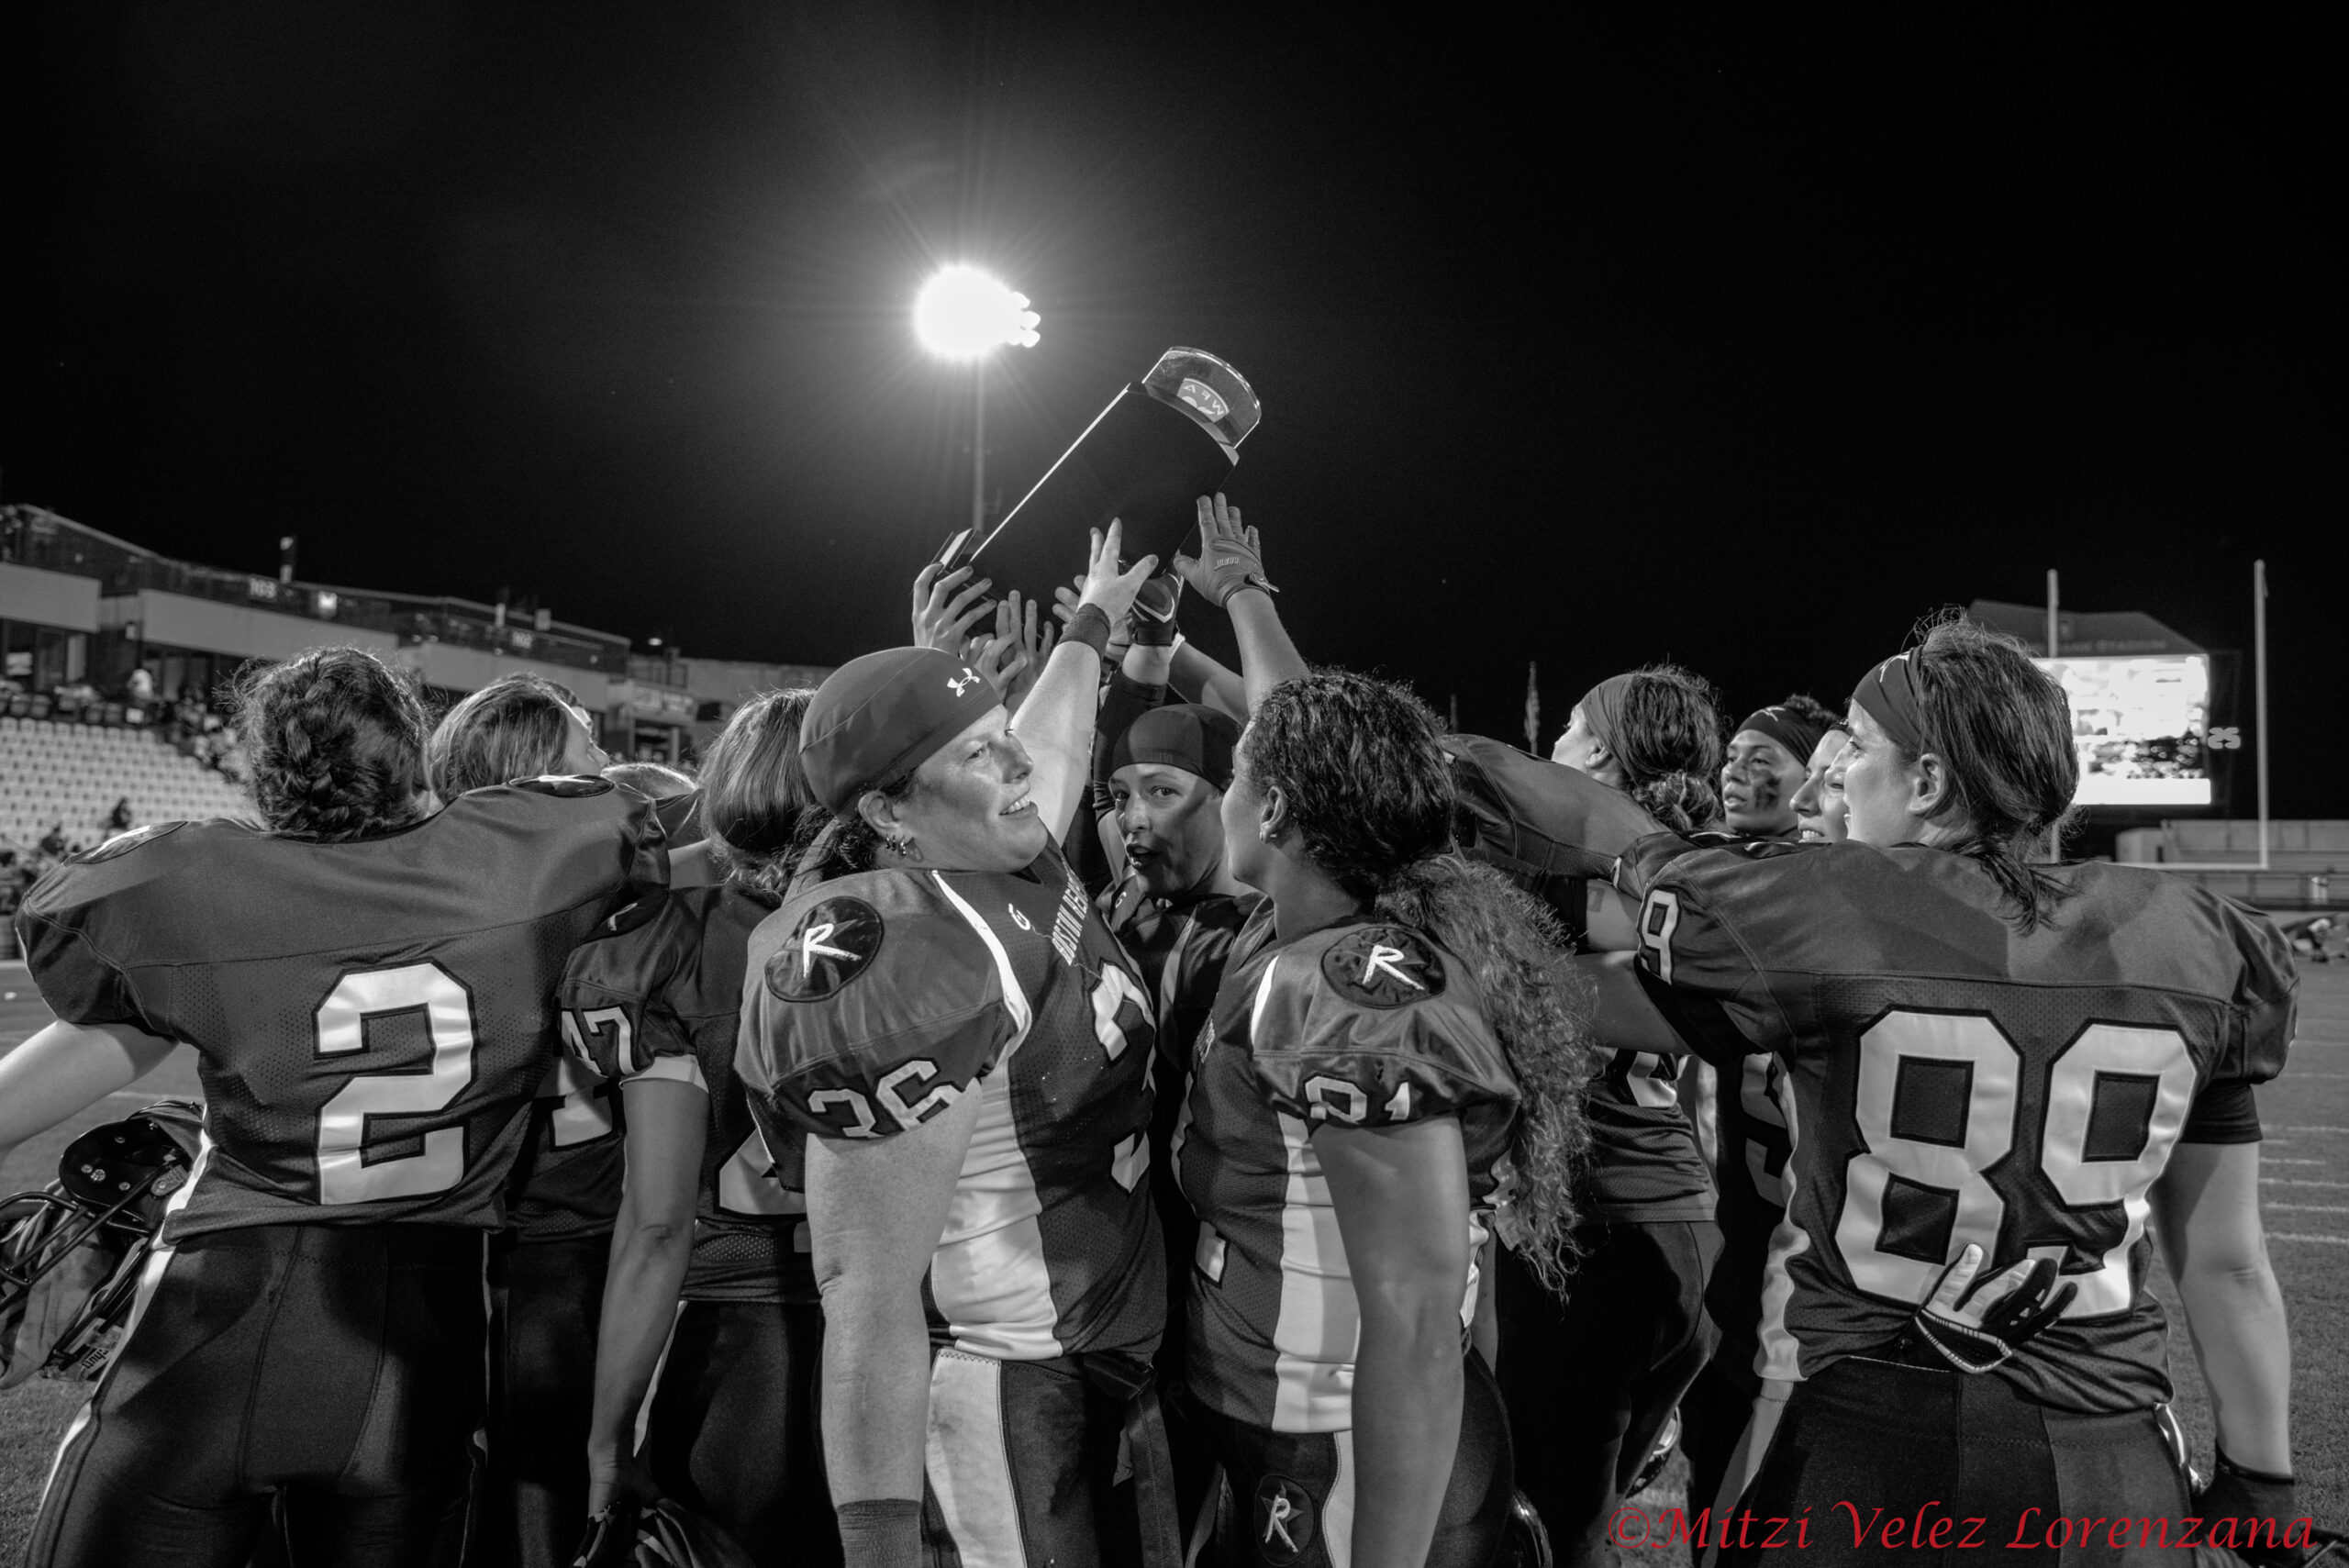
(0, 717), (249, 852)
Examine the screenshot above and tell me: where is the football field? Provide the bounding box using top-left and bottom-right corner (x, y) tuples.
(2, 963), (2343, 1558)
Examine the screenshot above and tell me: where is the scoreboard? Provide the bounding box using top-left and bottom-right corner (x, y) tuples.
(2035, 652), (2212, 806)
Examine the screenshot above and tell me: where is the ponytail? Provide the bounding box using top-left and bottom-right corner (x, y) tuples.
(1608, 663), (1727, 831)
(1628, 771), (1720, 834)
(1375, 853), (1597, 1295)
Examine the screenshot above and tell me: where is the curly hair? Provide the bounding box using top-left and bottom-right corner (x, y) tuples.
(234, 647), (432, 842)
(1243, 670), (1598, 1295)
(1890, 613), (2077, 930)
(1611, 663), (1728, 832)
(696, 689), (819, 898)
(426, 673), (585, 798)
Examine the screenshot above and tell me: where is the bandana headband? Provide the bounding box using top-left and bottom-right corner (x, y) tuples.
(1852, 653), (1930, 755)
(1579, 673), (1637, 751)
(1737, 705), (1827, 764)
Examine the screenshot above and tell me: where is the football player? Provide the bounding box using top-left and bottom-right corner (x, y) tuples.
(0, 647), (662, 1567)
(1625, 617), (2303, 1561)
(1178, 667), (1593, 1568)
(603, 761), (719, 887)
(1097, 700), (1258, 1534)
(1677, 723), (1848, 1535)
(738, 525), (1167, 1568)
(429, 672), (628, 1568)
(1464, 668), (1728, 1567)
(1716, 698), (1835, 840)
(564, 690), (836, 1568)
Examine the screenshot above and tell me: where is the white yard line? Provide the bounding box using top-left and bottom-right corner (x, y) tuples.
(2270, 1233), (2349, 1246)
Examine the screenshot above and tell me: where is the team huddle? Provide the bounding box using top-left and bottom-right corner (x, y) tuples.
(0, 497), (2319, 1568)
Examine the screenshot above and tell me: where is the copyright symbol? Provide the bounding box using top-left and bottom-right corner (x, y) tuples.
(1609, 1507), (1651, 1549)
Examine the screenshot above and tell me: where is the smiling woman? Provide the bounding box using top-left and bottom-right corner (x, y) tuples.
(732, 526), (1173, 1568)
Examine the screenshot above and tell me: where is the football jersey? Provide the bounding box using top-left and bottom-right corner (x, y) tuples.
(1104, 884), (1264, 1163)
(738, 842), (1162, 1362)
(1627, 838), (2297, 1414)
(1706, 1050), (1797, 1389)
(1442, 735), (1713, 1222)
(561, 883), (813, 1303)
(15, 781), (665, 1243)
(1179, 906), (1520, 1433)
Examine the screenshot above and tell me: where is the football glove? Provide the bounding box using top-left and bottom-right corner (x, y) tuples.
(2195, 1451), (2342, 1567)
(1910, 1243), (2075, 1373)
(1174, 495), (1275, 607)
(1128, 572), (1183, 647)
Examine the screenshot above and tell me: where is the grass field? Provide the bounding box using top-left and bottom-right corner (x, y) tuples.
(2, 962), (2344, 1559)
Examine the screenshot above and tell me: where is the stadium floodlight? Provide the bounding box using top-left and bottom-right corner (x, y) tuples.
(913, 266), (1040, 360)
(916, 266), (1039, 533)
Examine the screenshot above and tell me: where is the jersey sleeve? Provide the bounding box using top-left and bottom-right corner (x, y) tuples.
(1629, 854), (1780, 1066)
(13, 857), (159, 1032)
(2219, 898), (2298, 1088)
(557, 894), (701, 1090)
(1247, 925), (1519, 1129)
(736, 886), (1017, 1142)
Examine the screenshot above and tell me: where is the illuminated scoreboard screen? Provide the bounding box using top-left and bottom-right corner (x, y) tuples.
(2036, 654), (2211, 806)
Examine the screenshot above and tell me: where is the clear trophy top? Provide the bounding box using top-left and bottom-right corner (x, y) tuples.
(1141, 348), (1262, 455)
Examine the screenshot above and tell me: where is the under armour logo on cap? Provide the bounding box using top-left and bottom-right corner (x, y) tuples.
(948, 669), (982, 696)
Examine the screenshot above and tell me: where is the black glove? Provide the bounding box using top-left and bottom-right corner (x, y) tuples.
(2197, 1450), (2331, 1567)
(1909, 1244), (2075, 1373)
(1128, 572), (1183, 648)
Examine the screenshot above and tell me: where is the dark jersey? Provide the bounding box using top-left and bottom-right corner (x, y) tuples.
(739, 843), (1162, 1362)
(1705, 1050), (1798, 1388)
(1179, 906), (1520, 1432)
(1627, 838), (2296, 1414)
(1442, 735), (1713, 1222)
(561, 884), (814, 1303)
(1103, 884), (1264, 1162)
(16, 781), (665, 1243)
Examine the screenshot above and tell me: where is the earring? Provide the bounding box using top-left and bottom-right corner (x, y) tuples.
(890, 833), (922, 862)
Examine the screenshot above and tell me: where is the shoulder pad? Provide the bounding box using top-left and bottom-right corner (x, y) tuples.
(79, 822), (189, 864)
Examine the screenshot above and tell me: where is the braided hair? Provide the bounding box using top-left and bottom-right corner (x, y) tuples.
(1610, 664), (1728, 832)
(1890, 614), (2077, 930)
(235, 648), (432, 841)
(696, 689), (820, 898)
(1242, 670), (1598, 1295)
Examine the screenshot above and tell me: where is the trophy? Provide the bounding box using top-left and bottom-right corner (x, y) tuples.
(936, 349), (1262, 599)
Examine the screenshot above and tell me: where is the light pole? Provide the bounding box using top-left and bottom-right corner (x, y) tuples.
(914, 265), (1040, 536)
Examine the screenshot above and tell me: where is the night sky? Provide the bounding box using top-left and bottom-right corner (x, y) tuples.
(4, 8), (2338, 815)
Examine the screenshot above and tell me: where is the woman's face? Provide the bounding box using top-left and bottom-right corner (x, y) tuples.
(893, 705), (1045, 873)
(1791, 729), (1853, 843)
(1111, 762), (1226, 899)
(559, 706), (609, 775)
(1219, 739), (1275, 893)
(1551, 705), (1612, 779)
(1720, 729), (1809, 837)
(1838, 702), (1933, 848)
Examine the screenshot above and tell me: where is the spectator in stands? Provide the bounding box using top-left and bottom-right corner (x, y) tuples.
(128, 665), (158, 707)
(105, 797), (133, 834)
(39, 821), (67, 859)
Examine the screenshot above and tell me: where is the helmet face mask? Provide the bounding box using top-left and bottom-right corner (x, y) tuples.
(0, 1099), (202, 1388)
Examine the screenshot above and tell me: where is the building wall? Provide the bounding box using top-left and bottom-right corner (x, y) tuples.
(0, 563), (102, 633)
(101, 589), (396, 662)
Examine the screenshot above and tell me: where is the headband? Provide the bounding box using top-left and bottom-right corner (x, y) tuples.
(1108, 703), (1240, 790)
(1852, 653), (1930, 755)
(1579, 673), (1637, 751)
(1736, 706), (1830, 765)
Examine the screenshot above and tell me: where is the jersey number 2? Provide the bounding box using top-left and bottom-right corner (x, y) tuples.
(1836, 1010), (2195, 1317)
(314, 963), (478, 1206)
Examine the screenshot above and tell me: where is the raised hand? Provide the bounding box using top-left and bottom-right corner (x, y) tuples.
(1172, 493), (1274, 608)
(966, 597), (1030, 701)
(1074, 519), (1158, 628)
(909, 562), (994, 652)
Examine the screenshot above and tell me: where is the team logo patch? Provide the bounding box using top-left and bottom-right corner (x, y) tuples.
(1252, 1473), (1318, 1565)
(767, 897), (884, 1002)
(1321, 925), (1444, 1008)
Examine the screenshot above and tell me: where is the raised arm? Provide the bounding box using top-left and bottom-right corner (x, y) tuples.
(1010, 521), (1153, 842)
(1174, 495), (1305, 714)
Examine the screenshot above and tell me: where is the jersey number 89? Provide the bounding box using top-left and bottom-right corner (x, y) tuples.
(1835, 1009), (2196, 1318)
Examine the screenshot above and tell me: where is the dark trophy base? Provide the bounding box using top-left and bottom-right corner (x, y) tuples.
(944, 349), (1261, 604)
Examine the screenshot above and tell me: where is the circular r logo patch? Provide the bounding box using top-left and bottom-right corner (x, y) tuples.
(767, 896), (883, 1001)
(1252, 1473), (1318, 1565)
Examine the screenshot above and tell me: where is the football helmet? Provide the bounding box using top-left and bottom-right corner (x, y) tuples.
(0, 1098), (203, 1387)
(573, 1498), (759, 1568)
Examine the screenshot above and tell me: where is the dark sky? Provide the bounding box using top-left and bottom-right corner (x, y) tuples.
(5, 7), (2339, 814)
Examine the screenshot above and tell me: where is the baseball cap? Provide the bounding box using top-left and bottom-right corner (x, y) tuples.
(799, 648), (1002, 814)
